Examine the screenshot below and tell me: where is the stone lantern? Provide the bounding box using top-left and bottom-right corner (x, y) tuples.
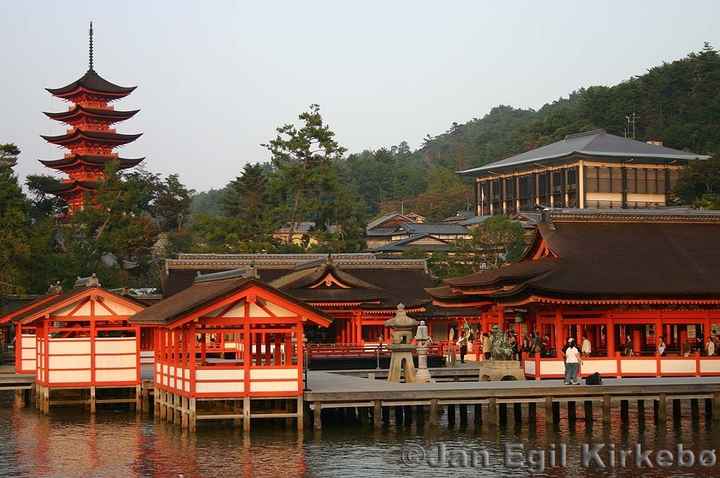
(384, 304), (417, 383)
(414, 320), (432, 383)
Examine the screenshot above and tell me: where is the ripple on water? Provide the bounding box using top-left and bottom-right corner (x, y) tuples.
(1, 396), (719, 477)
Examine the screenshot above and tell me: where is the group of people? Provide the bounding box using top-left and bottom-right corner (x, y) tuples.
(624, 334), (720, 357)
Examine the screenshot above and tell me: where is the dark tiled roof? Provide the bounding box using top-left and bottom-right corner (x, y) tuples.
(130, 277), (331, 325)
(41, 130), (142, 146)
(44, 105), (139, 123)
(459, 129), (709, 176)
(365, 227), (397, 237)
(399, 223), (469, 235)
(369, 234), (452, 253)
(40, 156), (144, 170)
(46, 69), (136, 97)
(437, 210), (720, 300)
(164, 254), (436, 308)
(41, 180), (99, 193)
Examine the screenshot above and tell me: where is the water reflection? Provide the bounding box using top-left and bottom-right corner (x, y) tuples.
(1, 396), (719, 477)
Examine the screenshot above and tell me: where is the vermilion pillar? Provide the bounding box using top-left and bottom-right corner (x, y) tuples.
(554, 308), (563, 358)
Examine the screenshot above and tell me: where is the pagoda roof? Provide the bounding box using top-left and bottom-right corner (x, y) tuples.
(41, 180), (100, 194)
(46, 69), (136, 99)
(39, 155), (144, 170)
(41, 129), (142, 147)
(44, 105), (139, 123)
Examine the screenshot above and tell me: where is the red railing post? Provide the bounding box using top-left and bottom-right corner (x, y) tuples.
(535, 352), (541, 381)
(616, 352), (622, 379)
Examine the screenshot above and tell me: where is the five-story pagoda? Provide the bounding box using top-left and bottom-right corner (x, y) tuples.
(40, 23), (143, 213)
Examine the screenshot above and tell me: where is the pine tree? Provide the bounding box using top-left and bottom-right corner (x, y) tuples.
(0, 144), (31, 293)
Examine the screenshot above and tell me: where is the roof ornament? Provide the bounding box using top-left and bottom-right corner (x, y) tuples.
(74, 273), (101, 288)
(89, 21), (94, 70)
(47, 281), (63, 295)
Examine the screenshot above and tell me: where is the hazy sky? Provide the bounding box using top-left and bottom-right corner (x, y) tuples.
(1, 1), (718, 192)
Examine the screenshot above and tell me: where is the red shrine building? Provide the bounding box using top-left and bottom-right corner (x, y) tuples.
(427, 209), (720, 379)
(130, 271), (332, 430)
(39, 24), (143, 213)
(0, 275), (147, 413)
(163, 253), (476, 348)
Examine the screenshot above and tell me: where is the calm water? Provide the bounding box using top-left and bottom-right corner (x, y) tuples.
(2, 394), (720, 477)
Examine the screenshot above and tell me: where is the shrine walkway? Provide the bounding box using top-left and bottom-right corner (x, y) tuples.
(304, 370), (720, 430)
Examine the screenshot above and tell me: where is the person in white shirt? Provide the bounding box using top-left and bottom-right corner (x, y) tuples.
(706, 337), (716, 356)
(581, 337), (592, 357)
(564, 341), (582, 385)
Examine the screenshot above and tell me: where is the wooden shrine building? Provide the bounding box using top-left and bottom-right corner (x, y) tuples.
(427, 208), (720, 379)
(459, 129), (709, 215)
(39, 23), (143, 213)
(163, 253), (451, 345)
(130, 270), (331, 430)
(0, 275), (146, 412)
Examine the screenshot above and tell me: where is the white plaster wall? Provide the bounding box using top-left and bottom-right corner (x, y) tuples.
(619, 359), (655, 374)
(196, 381), (244, 393)
(49, 370), (91, 383)
(49, 355), (91, 369)
(96, 369), (136, 382)
(581, 360), (617, 375)
(49, 340), (91, 355)
(96, 339), (135, 354)
(250, 380), (298, 392)
(661, 360), (696, 374)
(250, 368), (297, 380)
(95, 355), (136, 368)
(700, 359), (720, 374)
(197, 368), (244, 380)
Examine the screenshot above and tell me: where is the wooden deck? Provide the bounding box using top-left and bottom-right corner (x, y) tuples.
(304, 371), (720, 430)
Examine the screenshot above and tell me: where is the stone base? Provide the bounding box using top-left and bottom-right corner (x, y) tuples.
(476, 361), (525, 381)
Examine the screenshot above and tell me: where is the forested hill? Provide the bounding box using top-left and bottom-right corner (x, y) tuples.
(193, 45), (720, 221)
(419, 43), (720, 173)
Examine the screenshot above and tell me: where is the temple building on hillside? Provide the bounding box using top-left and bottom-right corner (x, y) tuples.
(39, 23), (143, 213)
(459, 129), (709, 215)
(427, 208), (720, 379)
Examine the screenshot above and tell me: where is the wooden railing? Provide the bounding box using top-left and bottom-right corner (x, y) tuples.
(523, 351), (720, 380)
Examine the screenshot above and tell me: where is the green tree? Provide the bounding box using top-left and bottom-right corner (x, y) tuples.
(263, 104), (365, 249)
(674, 155), (720, 208)
(222, 163), (272, 237)
(0, 144), (31, 293)
(154, 173), (194, 232)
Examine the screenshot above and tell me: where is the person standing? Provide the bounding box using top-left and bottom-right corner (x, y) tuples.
(657, 336), (667, 356)
(623, 335), (634, 357)
(482, 332), (491, 360)
(564, 339), (582, 385)
(457, 333), (468, 364)
(581, 336), (592, 357)
(706, 336), (716, 356)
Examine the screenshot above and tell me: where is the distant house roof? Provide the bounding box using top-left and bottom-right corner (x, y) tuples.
(274, 222), (316, 235)
(370, 234), (453, 253)
(366, 212), (423, 232)
(399, 223), (469, 235)
(458, 129), (710, 177)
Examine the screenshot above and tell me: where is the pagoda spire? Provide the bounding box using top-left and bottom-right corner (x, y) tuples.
(89, 22), (94, 70)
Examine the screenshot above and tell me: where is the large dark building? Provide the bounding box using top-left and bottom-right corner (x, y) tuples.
(459, 129), (709, 215)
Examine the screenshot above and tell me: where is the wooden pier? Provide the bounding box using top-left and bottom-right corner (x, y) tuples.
(304, 371), (720, 430)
